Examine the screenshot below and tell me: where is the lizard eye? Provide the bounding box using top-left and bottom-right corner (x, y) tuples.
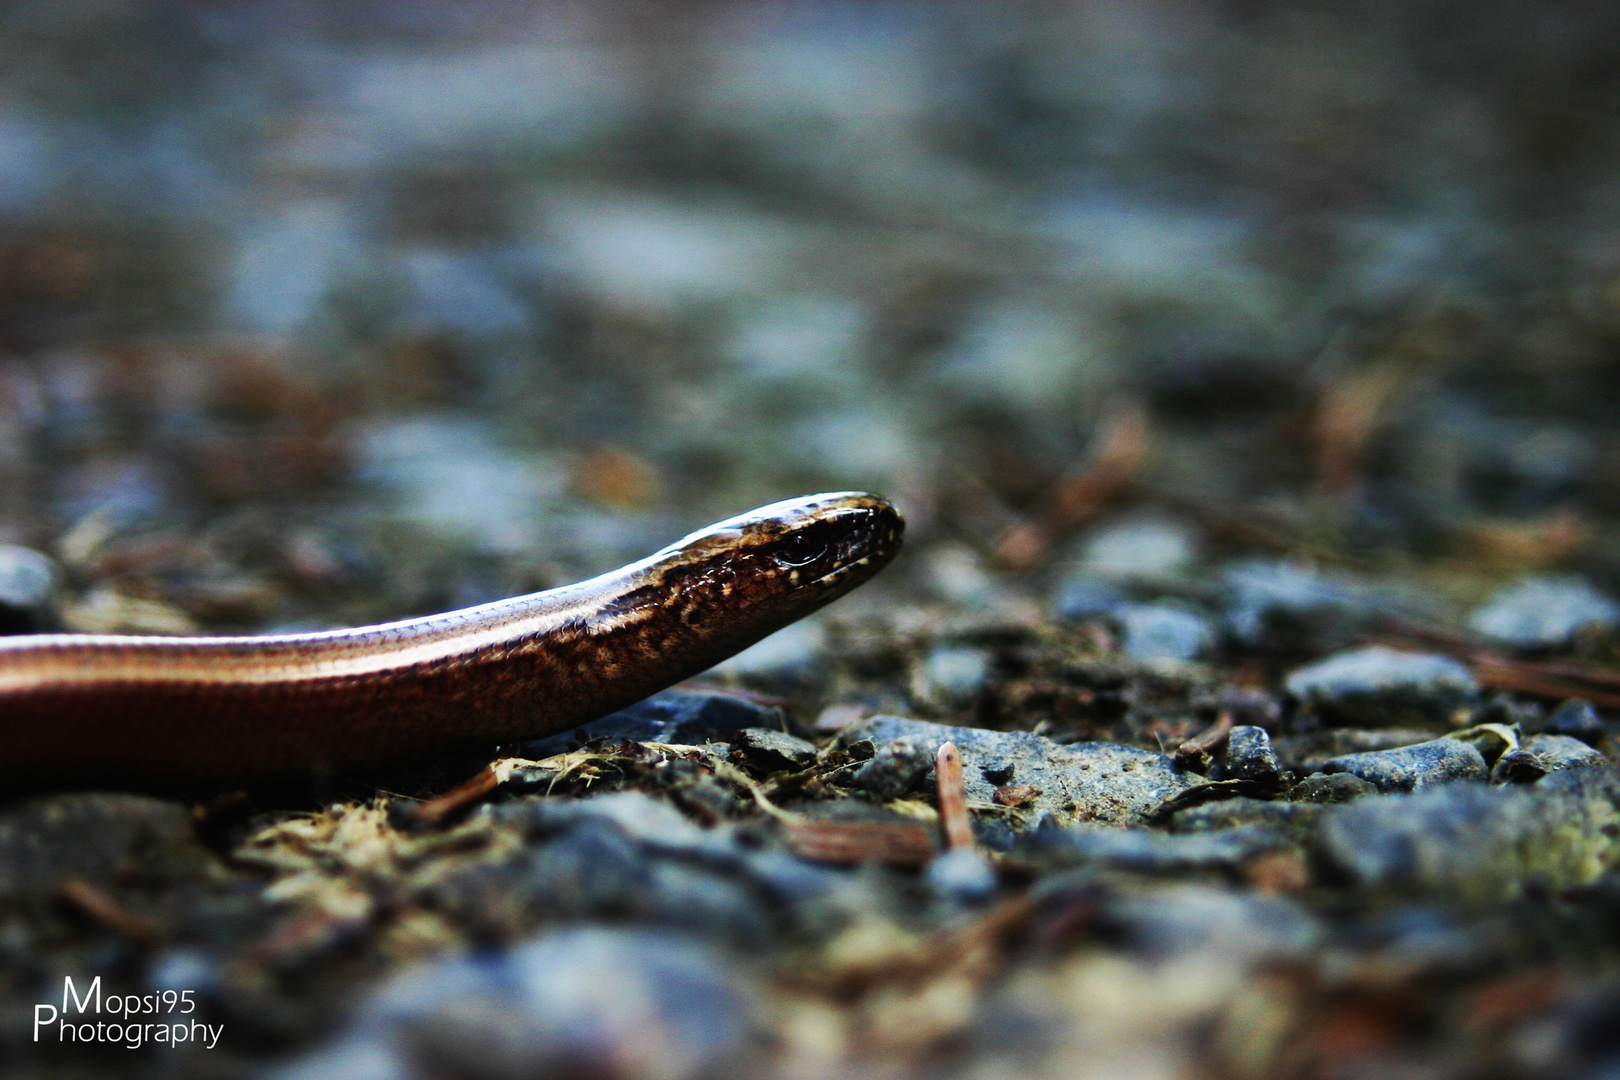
(776, 532), (827, 568)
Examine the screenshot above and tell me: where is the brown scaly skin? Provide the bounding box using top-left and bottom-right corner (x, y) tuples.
(0, 492), (903, 790)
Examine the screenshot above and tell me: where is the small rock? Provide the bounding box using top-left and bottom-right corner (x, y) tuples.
(1221, 558), (1377, 653)
(512, 689), (782, 757)
(1093, 884), (1323, 963)
(1074, 516), (1199, 582)
(925, 847), (999, 904)
(1167, 797), (1326, 838)
(1285, 646), (1479, 727)
(1210, 725), (1282, 786)
(276, 928), (755, 1080)
(915, 645), (991, 706)
(1316, 738), (1488, 792)
(730, 728), (818, 773)
(1315, 768), (1620, 902)
(0, 545), (61, 634)
(1523, 733), (1610, 774)
(1118, 603), (1215, 661)
(841, 716), (1194, 827)
(1020, 821), (1295, 877)
(1547, 698), (1605, 744)
(1052, 578), (1128, 622)
(1289, 773), (1378, 803)
(1470, 575), (1620, 650)
(981, 759), (1015, 785)
(850, 737), (934, 801)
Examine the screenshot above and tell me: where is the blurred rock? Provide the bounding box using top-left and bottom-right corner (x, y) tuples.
(1071, 516), (1199, 584)
(915, 644), (992, 706)
(1315, 768), (1620, 902)
(1285, 646), (1479, 727)
(1316, 738), (1488, 793)
(1052, 577), (1128, 622)
(1470, 575), (1620, 649)
(1118, 602), (1215, 661)
(1288, 773), (1378, 804)
(840, 716), (1193, 827)
(0, 544), (60, 634)
(925, 847), (999, 905)
(1221, 558), (1379, 654)
(277, 927), (755, 1080)
(1020, 821), (1295, 877)
(1546, 698), (1606, 744)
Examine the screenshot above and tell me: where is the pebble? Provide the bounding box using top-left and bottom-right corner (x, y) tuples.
(1167, 797), (1326, 838)
(1315, 767), (1620, 902)
(1052, 578), (1128, 622)
(925, 847), (999, 905)
(1073, 516), (1199, 582)
(1210, 725), (1282, 786)
(915, 644), (992, 706)
(1220, 557), (1375, 653)
(1020, 821), (1295, 877)
(730, 727), (818, 772)
(0, 544), (61, 634)
(1117, 602), (1215, 661)
(1469, 575), (1620, 649)
(1090, 883), (1323, 964)
(1288, 773), (1378, 803)
(1546, 698), (1605, 744)
(1316, 738), (1488, 793)
(276, 927), (755, 1080)
(849, 737), (934, 801)
(511, 689), (782, 757)
(1512, 733), (1610, 777)
(1284, 646), (1479, 727)
(841, 716), (1194, 827)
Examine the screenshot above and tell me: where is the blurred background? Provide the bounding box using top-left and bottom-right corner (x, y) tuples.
(4, 0), (1620, 634)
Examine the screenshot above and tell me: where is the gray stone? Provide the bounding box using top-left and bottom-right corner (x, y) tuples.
(1289, 773), (1378, 803)
(1470, 575), (1620, 649)
(1118, 603), (1215, 661)
(1052, 578), (1128, 622)
(1020, 821), (1295, 876)
(1315, 768), (1620, 902)
(0, 544), (60, 635)
(1211, 725), (1282, 786)
(925, 847), (999, 904)
(849, 737), (934, 801)
(1074, 517), (1198, 582)
(916, 645), (991, 705)
(1522, 733), (1610, 774)
(277, 927), (755, 1080)
(1094, 885), (1324, 964)
(730, 727), (818, 772)
(1285, 646), (1479, 727)
(1167, 797), (1327, 838)
(840, 716), (1194, 827)
(1546, 698), (1605, 743)
(1220, 557), (1376, 651)
(1317, 738), (1488, 792)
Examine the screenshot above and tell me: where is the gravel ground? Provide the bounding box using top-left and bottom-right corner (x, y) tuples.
(7, 4), (1620, 1078)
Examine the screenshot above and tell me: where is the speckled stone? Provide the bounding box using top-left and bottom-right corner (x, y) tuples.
(1315, 767), (1620, 902)
(1316, 738), (1488, 793)
(1210, 725), (1283, 786)
(840, 716), (1195, 827)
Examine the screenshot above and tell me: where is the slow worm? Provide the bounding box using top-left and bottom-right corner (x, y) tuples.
(0, 492), (903, 789)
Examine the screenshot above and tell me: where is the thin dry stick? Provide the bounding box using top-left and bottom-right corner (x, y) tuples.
(935, 741), (975, 851)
